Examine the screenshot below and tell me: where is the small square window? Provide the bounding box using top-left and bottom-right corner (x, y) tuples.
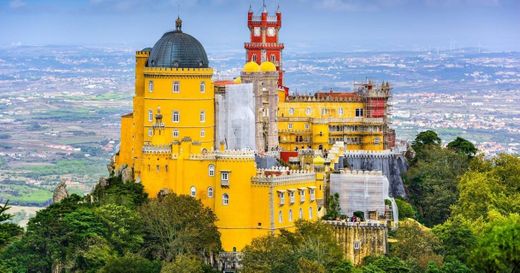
(221, 171), (230, 186)
(200, 129), (205, 138)
(172, 129), (179, 138)
(173, 81), (180, 93)
(288, 123), (293, 129)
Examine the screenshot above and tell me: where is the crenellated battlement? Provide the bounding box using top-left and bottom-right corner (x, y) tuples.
(337, 169), (384, 176)
(143, 67), (213, 77)
(252, 166), (315, 185)
(136, 50), (150, 57)
(143, 144), (171, 154)
(286, 95), (362, 103)
(343, 150), (399, 159)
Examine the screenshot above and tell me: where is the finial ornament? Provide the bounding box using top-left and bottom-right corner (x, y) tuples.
(175, 16), (182, 32)
(263, 0), (267, 12)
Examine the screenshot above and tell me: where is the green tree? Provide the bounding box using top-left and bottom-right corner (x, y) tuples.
(324, 193), (342, 220)
(241, 235), (295, 273)
(447, 137), (477, 158)
(297, 258), (325, 273)
(405, 147), (469, 226)
(90, 175), (148, 209)
(94, 204), (144, 254)
(394, 198), (417, 220)
(139, 193), (221, 262)
(98, 254), (161, 273)
(241, 221), (346, 273)
(362, 256), (416, 273)
(470, 213), (520, 273)
(0, 201), (23, 250)
(390, 220), (442, 268)
(411, 130), (441, 161)
(432, 218), (476, 264)
(452, 154), (520, 224)
(161, 254), (205, 273)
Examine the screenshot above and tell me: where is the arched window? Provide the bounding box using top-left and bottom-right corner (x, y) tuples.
(309, 207), (313, 219)
(190, 186), (196, 197)
(148, 110), (153, 122)
(222, 193), (229, 205)
(200, 81), (206, 93)
(207, 187), (213, 198)
(289, 108), (294, 115)
(172, 81), (180, 93)
(200, 111), (205, 122)
(299, 208), (303, 219)
(288, 209), (293, 222)
(172, 111), (180, 122)
(148, 128), (153, 137)
(278, 210), (283, 223)
(270, 54), (276, 63)
(200, 129), (205, 138)
(252, 54), (257, 62)
(172, 129), (179, 138)
(208, 165), (215, 176)
(148, 80), (153, 92)
(306, 107), (312, 116)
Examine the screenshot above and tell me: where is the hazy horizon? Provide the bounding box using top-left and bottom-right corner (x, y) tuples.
(1, 0), (519, 53)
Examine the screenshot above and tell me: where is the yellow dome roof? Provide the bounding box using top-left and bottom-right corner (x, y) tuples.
(233, 76), (242, 84)
(243, 61), (260, 73)
(313, 156), (325, 165)
(260, 61), (277, 72)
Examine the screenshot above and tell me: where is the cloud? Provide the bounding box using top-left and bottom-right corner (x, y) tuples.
(424, 0), (501, 7)
(9, 0), (26, 9)
(296, 0), (409, 12)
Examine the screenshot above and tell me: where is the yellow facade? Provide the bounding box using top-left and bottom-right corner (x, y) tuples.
(277, 98), (385, 152)
(116, 49), (323, 252)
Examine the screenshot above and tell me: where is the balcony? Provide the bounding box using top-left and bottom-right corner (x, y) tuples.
(244, 42), (285, 50)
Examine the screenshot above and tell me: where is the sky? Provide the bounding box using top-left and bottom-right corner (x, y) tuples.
(0, 0), (519, 53)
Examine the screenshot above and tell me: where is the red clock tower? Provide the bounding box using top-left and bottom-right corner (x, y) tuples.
(245, 2), (285, 87)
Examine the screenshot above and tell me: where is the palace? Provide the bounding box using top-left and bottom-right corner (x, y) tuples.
(114, 2), (394, 264)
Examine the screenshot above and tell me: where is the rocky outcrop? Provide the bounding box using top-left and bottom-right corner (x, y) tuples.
(52, 178), (69, 203)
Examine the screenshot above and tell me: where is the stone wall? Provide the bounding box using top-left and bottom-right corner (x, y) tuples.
(325, 221), (387, 265)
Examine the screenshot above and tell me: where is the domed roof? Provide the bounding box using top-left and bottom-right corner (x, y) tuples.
(243, 61), (260, 73)
(260, 61), (277, 72)
(147, 17), (208, 69)
(233, 76), (242, 84)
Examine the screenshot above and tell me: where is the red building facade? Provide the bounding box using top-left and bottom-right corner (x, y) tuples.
(244, 4), (285, 86)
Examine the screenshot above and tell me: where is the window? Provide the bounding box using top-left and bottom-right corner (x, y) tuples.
(200, 129), (205, 138)
(299, 189), (306, 202)
(148, 128), (153, 136)
(309, 207), (313, 219)
(148, 80), (153, 92)
(148, 110), (153, 122)
(270, 54), (276, 63)
(221, 171), (230, 186)
(288, 209), (293, 222)
(190, 186), (196, 197)
(305, 123), (310, 130)
(278, 191), (285, 205)
(252, 54), (257, 62)
(289, 191), (295, 204)
(156, 165), (160, 172)
(306, 107), (312, 116)
(278, 210), (283, 223)
(173, 81), (180, 93)
(321, 108), (328, 116)
(207, 187), (213, 198)
(288, 123), (293, 129)
(165, 165), (168, 172)
(310, 188), (316, 201)
(172, 129), (179, 138)
(299, 208), (303, 219)
(208, 165), (215, 176)
(355, 108), (364, 117)
(338, 108), (344, 116)
(200, 81), (206, 93)
(200, 111), (206, 123)
(374, 137), (381, 144)
(172, 111), (180, 123)
(354, 241), (361, 250)
(222, 193), (229, 205)
(289, 108), (294, 115)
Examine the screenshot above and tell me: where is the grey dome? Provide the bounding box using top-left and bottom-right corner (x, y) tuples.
(147, 18), (208, 68)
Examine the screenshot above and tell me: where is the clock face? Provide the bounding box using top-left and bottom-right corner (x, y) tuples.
(267, 27), (276, 37)
(254, 27), (261, 37)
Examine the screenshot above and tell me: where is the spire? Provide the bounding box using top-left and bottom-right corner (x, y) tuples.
(262, 0), (267, 12)
(249, 3), (253, 12)
(175, 16), (182, 32)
